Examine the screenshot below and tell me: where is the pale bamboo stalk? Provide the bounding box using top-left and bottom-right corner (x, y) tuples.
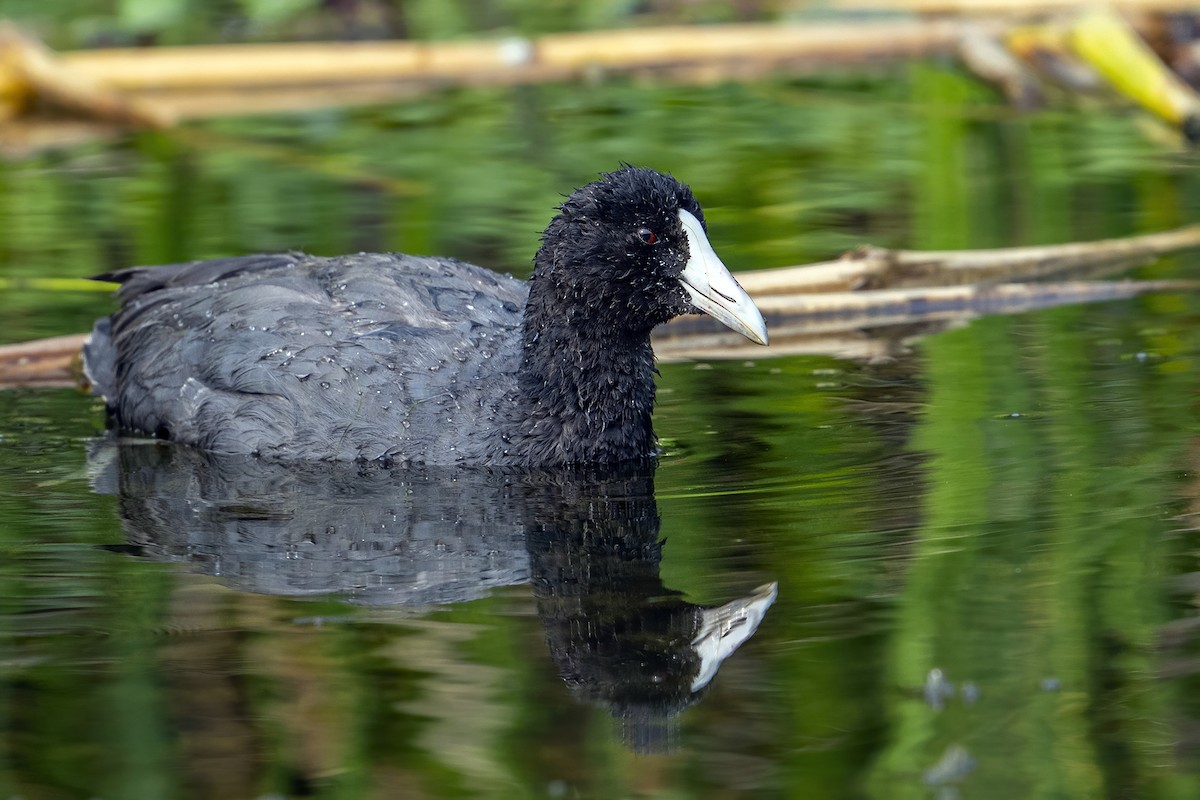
(60, 40), (496, 91)
(534, 20), (966, 69)
(0, 332), (87, 387)
(0, 24), (171, 126)
(654, 279), (1200, 360)
(52, 21), (967, 94)
(735, 223), (1200, 296)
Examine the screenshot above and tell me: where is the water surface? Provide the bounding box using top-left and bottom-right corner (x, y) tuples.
(3, 69), (1200, 798)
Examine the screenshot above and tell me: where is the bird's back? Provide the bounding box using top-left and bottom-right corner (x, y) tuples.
(85, 252), (528, 463)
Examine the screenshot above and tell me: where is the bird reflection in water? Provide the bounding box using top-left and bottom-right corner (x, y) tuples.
(91, 441), (776, 753)
(523, 470), (776, 752)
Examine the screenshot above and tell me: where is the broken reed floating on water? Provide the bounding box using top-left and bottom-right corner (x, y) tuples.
(4, 221), (1200, 387)
(0, 19), (965, 128)
(4, 279), (1195, 387)
(737, 223), (1200, 296)
(4, 6), (1200, 155)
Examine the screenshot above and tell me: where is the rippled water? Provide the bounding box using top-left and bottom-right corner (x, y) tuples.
(3, 73), (1200, 798)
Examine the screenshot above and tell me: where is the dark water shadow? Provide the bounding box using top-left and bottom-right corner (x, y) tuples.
(89, 440), (776, 752)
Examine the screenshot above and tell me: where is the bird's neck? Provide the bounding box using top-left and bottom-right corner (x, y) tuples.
(507, 274), (658, 467)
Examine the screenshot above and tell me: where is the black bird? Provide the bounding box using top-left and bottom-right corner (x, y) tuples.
(84, 166), (768, 466)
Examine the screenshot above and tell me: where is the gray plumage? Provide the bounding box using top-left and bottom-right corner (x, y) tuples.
(86, 252), (526, 463)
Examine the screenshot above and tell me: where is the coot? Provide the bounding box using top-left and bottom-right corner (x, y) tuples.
(84, 166), (767, 466)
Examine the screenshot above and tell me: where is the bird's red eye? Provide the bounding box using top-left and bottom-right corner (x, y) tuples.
(638, 228), (658, 244)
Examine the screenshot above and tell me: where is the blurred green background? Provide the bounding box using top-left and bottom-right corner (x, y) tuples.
(5, 0), (782, 47)
(4, 3), (1200, 798)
